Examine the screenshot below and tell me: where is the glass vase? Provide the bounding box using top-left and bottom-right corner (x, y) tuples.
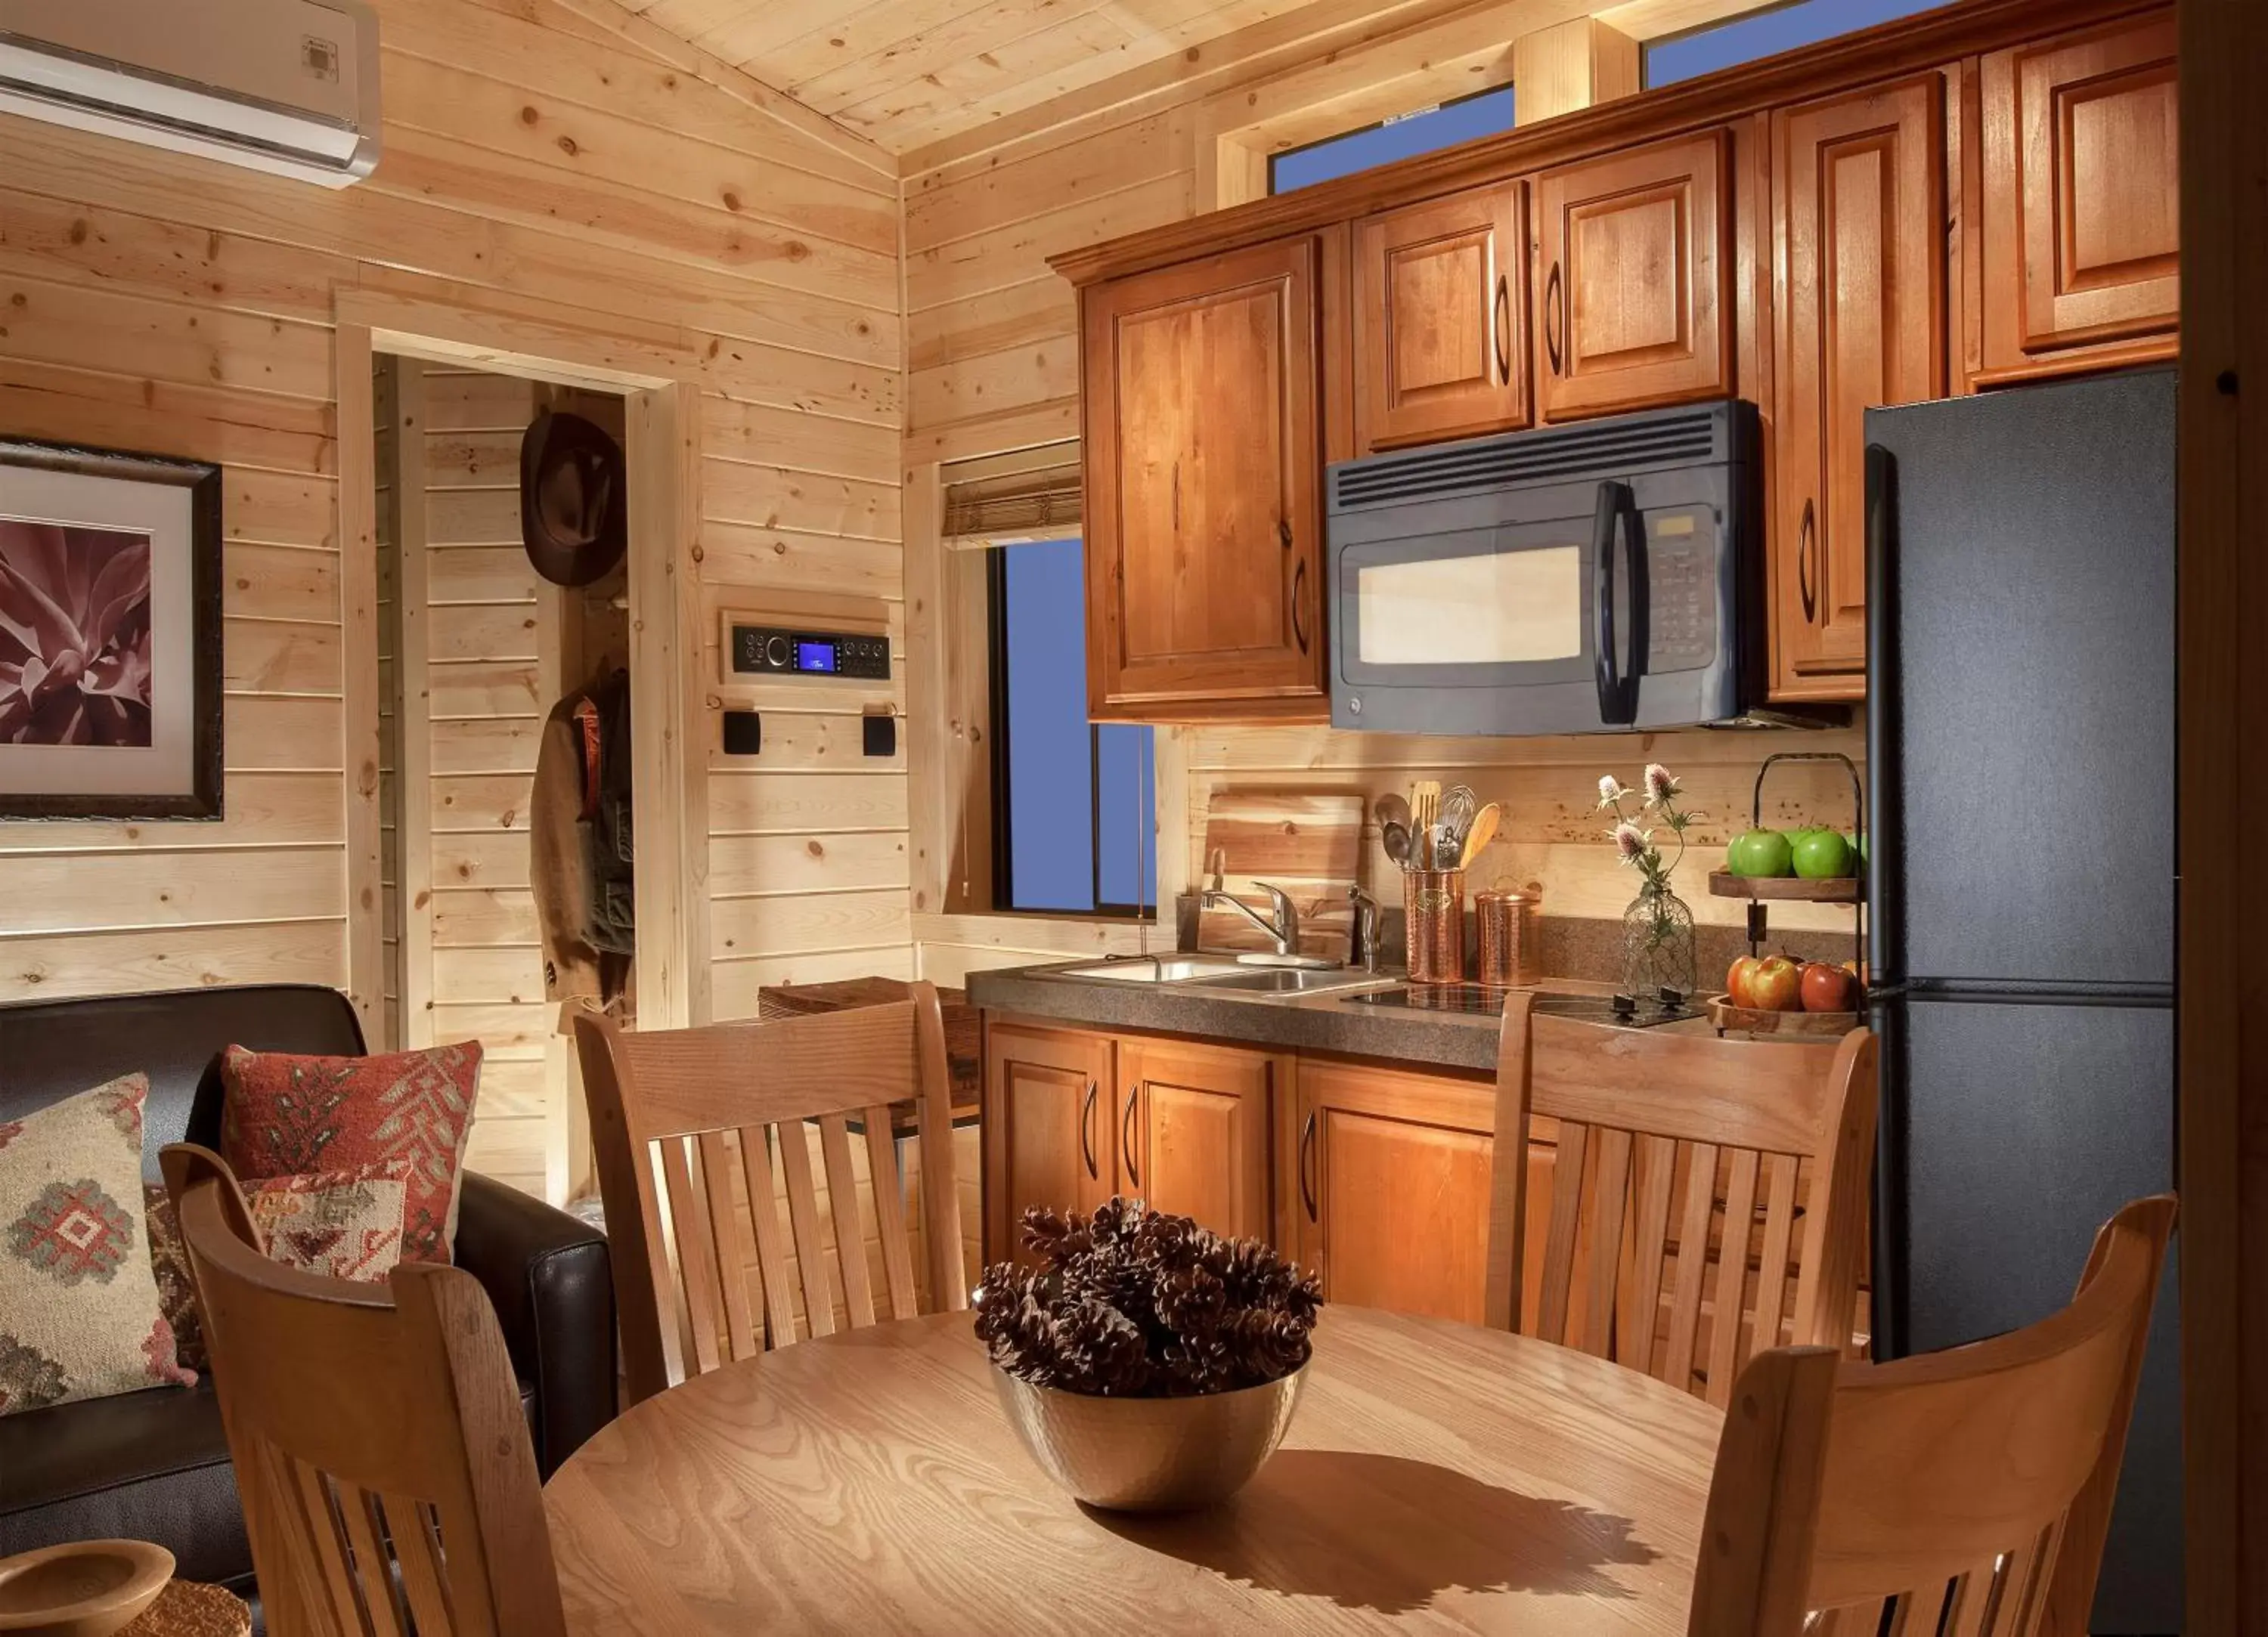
(1620, 881), (1698, 999)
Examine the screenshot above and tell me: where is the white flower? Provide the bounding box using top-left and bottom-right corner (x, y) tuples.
(1597, 774), (1627, 810)
(1644, 763), (1680, 803)
(1614, 822), (1648, 863)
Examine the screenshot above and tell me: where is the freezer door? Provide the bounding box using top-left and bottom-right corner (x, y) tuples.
(1865, 370), (2174, 989)
(1876, 994), (2180, 1632)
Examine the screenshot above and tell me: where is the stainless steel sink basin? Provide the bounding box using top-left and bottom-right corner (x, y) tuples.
(1052, 956), (1247, 983)
(1191, 968), (1393, 995)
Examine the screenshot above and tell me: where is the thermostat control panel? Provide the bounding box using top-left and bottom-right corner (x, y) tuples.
(727, 624), (890, 680)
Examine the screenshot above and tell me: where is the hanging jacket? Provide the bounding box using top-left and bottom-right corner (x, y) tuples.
(532, 669), (634, 1008)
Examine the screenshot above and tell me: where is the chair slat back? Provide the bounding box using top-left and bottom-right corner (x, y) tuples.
(573, 983), (965, 1404)
(1487, 994), (1878, 1404)
(162, 1143), (565, 1637)
(1688, 1195), (2176, 1636)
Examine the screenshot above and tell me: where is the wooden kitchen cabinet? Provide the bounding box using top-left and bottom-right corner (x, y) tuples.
(1080, 235), (1328, 721)
(1977, 11), (2179, 381)
(1534, 131), (1734, 422)
(1291, 1057), (1555, 1328)
(982, 1021), (1115, 1264)
(1770, 76), (1947, 701)
(1116, 1037), (1282, 1242)
(1352, 182), (1530, 453)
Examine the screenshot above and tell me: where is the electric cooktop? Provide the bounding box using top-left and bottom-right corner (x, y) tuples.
(1346, 986), (1699, 1028)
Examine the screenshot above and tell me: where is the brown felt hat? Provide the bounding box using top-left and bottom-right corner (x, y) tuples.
(520, 409), (627, 587)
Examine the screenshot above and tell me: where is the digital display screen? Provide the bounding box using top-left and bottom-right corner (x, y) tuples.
(795, 640), (837, 673)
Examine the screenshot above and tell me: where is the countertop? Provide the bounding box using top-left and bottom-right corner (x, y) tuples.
(965, 958), (1716, 1075)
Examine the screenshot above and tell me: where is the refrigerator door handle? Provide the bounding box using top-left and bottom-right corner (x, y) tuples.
(1865, 443), (1898, 986)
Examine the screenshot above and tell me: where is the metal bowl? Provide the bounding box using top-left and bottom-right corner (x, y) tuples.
(990, 1362), (1309, 1512)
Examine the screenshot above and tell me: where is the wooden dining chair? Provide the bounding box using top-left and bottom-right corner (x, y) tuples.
(1688, 1193), (2176, 1636)
(160, 1143), (565, 1637)
(573, 981), (966, 1406)
(1486, 992), (1879, 1407)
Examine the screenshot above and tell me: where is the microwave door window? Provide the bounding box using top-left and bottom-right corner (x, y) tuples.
(1355, 544), (1584, 668)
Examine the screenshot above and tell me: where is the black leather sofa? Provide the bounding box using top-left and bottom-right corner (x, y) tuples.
(0, 984), (616, 1601)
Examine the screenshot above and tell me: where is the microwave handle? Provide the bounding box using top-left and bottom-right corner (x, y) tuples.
(1592, 480), (1645, 726)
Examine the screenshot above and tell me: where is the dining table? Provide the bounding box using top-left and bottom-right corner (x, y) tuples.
(543, 1305), (1724, 1634)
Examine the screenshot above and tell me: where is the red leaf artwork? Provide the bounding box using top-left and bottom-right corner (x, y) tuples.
(0, 519), (153, 747)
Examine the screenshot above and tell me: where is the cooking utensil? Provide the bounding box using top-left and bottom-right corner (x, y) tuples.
(1410, 781), (1440, 868)
(1458, 801), (1501, 867)
(1381, 819), (1413, 867)
(1374, 792), (1411, 836)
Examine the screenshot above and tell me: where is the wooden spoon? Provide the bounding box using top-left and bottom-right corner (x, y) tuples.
(1458, 801), (1502, 868)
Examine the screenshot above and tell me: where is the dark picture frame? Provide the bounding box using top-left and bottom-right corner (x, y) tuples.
(0, 437), (224, 819)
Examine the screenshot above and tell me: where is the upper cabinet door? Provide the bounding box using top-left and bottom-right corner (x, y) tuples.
(1771, 76), (1947, 701)
(1352, 182), (1530, 453)
(1980, 12), (2178, 376)
(1535, 131), (1734, 422)
(1082, 237), (1326, 720)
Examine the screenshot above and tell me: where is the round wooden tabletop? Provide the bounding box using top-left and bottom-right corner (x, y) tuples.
(544, 1307), (1723, 1635)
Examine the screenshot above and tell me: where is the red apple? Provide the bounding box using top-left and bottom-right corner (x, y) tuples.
(1746, 955), (1802, 1013)
(1726, 955), (1763, 1008)
(1800, 961), (1855, 1013)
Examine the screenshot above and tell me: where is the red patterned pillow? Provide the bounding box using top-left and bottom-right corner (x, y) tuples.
(218, 1043), (481, 1264)
(244, 1162), (413, 1283)
(143, 1184), (207, 1375)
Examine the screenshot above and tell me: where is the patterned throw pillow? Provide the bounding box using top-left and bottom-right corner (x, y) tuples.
(244, 1162), (413, 1282)
(0, 1075), (194, 1417)
(219, 1043), (481, 1264)
(143, 1184), (207, 1375)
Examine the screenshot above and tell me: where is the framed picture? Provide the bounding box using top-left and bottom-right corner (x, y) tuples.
(1, 438), (223, 819)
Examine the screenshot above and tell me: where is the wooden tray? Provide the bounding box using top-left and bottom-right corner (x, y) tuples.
(0, 1539), (172, 1635)
(1704, 993), (1863, 1035)
(1706, 870), (1862, 903)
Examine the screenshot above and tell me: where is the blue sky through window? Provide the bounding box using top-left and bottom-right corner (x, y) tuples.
(999, 539), (1157, 914)
(1644, 0), (1954, 86)
(1272, 83), (1518, 193)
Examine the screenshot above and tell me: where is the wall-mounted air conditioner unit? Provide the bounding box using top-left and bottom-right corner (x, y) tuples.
(0, 0), (379, 187)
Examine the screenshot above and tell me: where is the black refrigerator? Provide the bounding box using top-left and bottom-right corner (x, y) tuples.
(1864, 367), (2181, 1632)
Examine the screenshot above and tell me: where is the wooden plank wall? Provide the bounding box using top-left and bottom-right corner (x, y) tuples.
(899, 0), (1864, 984)
(0, 0), (913, 1033)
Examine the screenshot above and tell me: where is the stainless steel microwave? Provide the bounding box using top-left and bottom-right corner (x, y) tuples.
(1327, 400), (1764, 736)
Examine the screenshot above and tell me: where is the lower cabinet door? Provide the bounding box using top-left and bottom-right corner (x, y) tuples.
(1291, 1060), (1501, 1324)
(1117, 1037), (1281, 1244)
(982, 1021), (1115, 1264)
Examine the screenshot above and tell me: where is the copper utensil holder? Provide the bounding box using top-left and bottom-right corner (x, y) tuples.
(1476, 890), (1540, 988)
(1404, 869), (1466, 983)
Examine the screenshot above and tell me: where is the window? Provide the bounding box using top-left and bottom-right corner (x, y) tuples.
(990, 538), (1157, 915)
(1644, 0), (1954, 87)
(1271, 82), (1518, 193)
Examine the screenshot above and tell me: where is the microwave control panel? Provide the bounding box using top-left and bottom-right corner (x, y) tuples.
(1644, 511), (1716, 671)
(727, 624), (891, 680)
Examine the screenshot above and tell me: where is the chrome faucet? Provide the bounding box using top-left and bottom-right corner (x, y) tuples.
(1201, 878), (1301, 958)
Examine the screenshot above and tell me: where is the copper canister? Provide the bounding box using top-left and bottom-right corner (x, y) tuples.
(1404, 869), (1466, 983)
(1476, 890), (1539, 988)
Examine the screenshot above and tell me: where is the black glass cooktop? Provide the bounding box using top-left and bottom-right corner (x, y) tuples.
(1347, 986), (1699, 1028)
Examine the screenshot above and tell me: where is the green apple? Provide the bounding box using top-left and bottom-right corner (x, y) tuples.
(1844, 831), (1869, 868)
(1793, 829), (1856, 880)
(1727, 829), (1794, 878)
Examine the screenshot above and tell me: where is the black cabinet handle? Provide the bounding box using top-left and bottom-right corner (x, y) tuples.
(1121, 1088), (1141, 1190)
(1798, 497), (1819, 624)
(1493, 273), (1512, 385)
(1291, 558), (1310, 654)
(1080, 1080), (1098, 1180)
(1300, 1111), (1318, 1221)
(1544, 261), (1564, 375)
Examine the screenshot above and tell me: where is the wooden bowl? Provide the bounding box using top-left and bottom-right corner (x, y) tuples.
(1704, 993), (1864, 1036)
(0, 1540), (172, 1637)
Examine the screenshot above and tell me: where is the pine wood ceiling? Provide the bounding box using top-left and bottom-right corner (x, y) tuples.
(615, 0), (1344, 154)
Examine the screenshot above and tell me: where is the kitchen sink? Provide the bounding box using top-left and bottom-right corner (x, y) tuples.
(1191, 968), (1393, 995)
(1052, 956), (1247, 983)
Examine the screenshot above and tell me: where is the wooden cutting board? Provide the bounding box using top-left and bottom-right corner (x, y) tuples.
(1194, 790), (1365, 957)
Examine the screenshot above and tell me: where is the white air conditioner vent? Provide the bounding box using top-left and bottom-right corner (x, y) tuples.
(0, 0), (379, 187)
